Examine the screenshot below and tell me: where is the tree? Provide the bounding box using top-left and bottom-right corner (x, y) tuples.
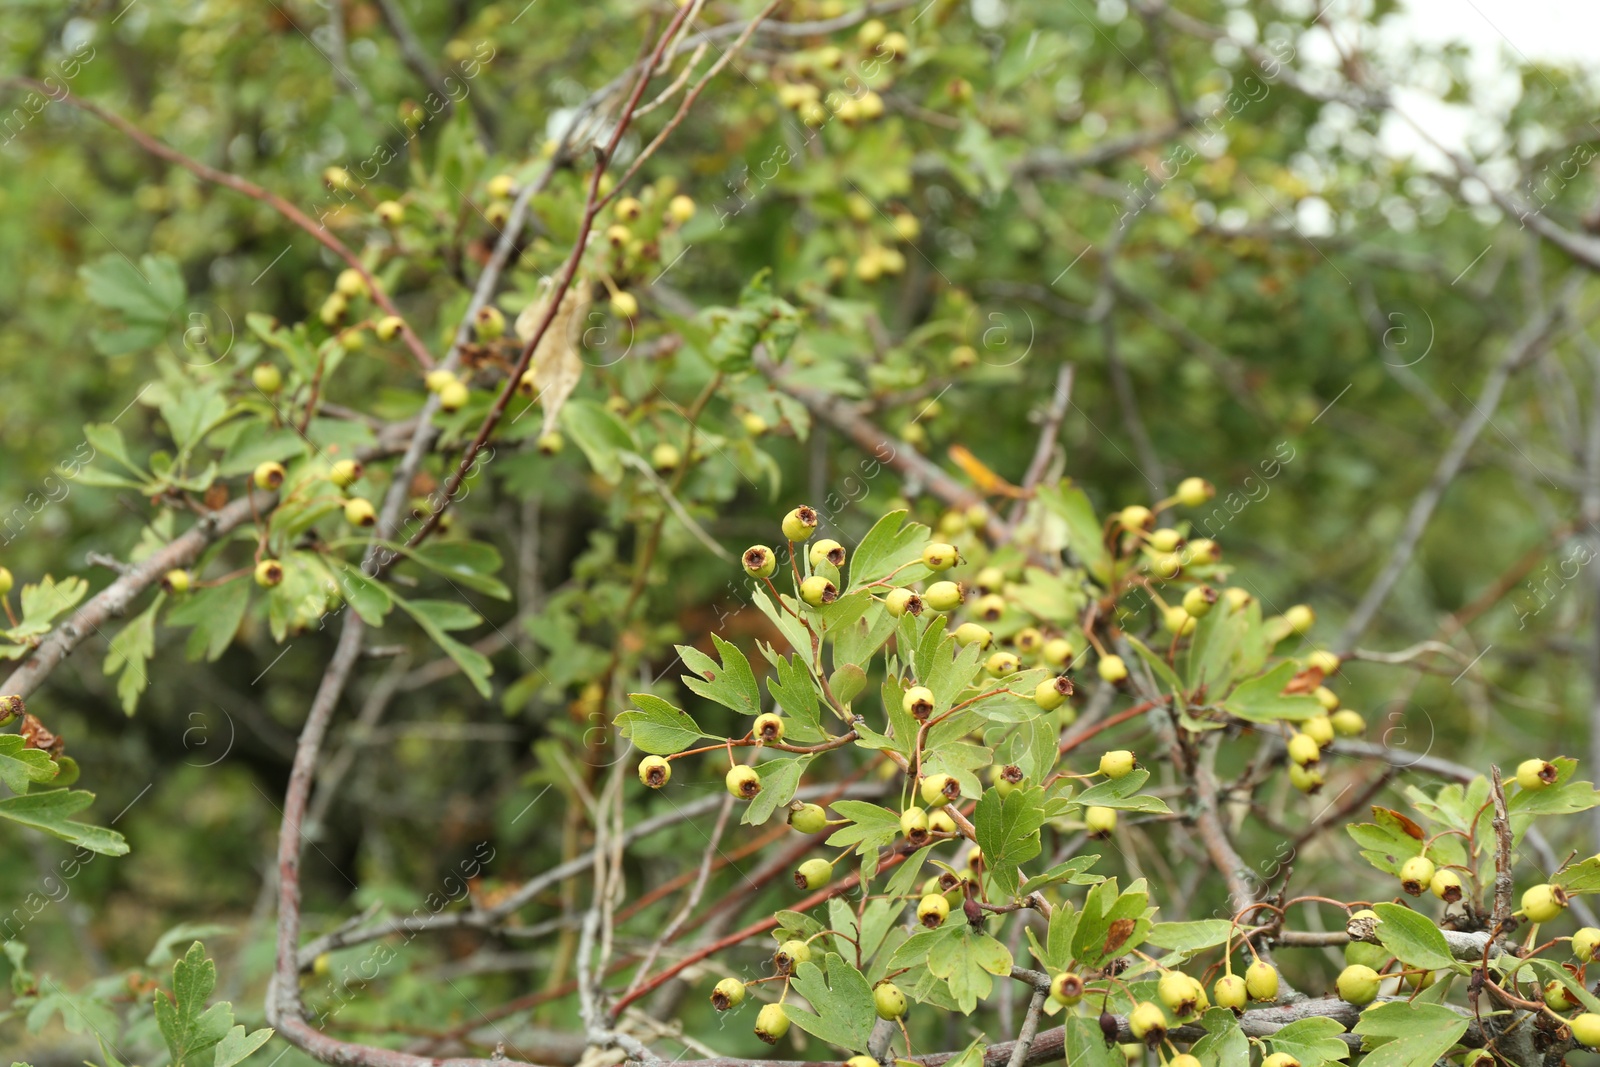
(1, 1), (1599, 1066)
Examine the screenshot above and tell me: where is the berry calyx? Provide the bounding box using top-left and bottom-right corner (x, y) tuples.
(885, 588), (923, 617)
(921, 542), (959, 571)
(1099, 750), (1136, 779)
(710, 977), (745, 1011)
(1084, 805), (1117, 837)
(799, 575), (838, 606)
(774, 940), (812, 973)
(1572, 1013), (1600, 1047)
(254, 559), (284, 588)
(1175, 476), (1215, 507)
(638, 756), (671, 788)
(1214, 974), (1247, 1011)
(903, 685), (935, 720)
(795, 857), (833, 890)
(920, 773), (957, 807)
(753, 712), (785, 742)
(725, 765), (762, 800)
(1516, 758), (1558, 790)
(1522, 882), (1568, 923)
(754, 1003), (790, 1044)
(924, 580), (964, 612)
(1430, 868), (1464, 902)
(1126, 1000), (1166, 1043)
(781, 505), (819, 542)
(917, 893), (950, 928)
(344, 497), (377, 528)
(952, 622), (991, 648)
(252, 363), (283, 394)
(1050, 972), (1085, 1004)
(809, 538), (846, 569)
(1035, 675), (1074, 711)
(1245, 960), (1279, 1001)
(991, 763), (1024, 797)
(788, 802), (827, 835)
(985, 651), (1019, 677)
(1097, 654), (1128, 683)
(873, 982), (908, 1020)
(742, 545), (777, 579)
(1336, 964), (1380, 1005)
(1399, 855), (1435, 896)
(330, 459), (363, 488)
(253, 461), (286, 491)
(900, 806), (930, 845)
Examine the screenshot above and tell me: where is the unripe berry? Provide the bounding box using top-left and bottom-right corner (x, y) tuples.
(1117, 505), (1152, 531)
(1175, 476), (1215, 507)
(928, 809), (956, 834)
(974, 566), (1006, 593)
(1516, 758), (1557, 790)
(1188, 538), (1221, 565)
(742, 411), (769, 436)
(952, 623), (991, 648)
(921, 542), (959, 571)
(858, 18), (886, 47)
(1097, 654), (1128, 683)
(537, 430), (564, 455)
(1261, 1056), (1300, 1067)
(809, 538), (846, 569)
(1100, 750), (1136, 779)
(1050, 972), (1085, 1004)
(742, 545), (777, 579)
(873, 982), (907, 1020)
(924, 580), (964, 612)
(1400, 855), (1435, 896)
(320, 292), (348, 325)
(1573, 927), (1600, 963)
(1245, 960), (1279, 1001)
(918, 893), (950, 928)
(252, 363), (283, 394)
(1288, 763), (1324, 794)
(1284, 604), (1315, 634)
(1170, 1057), (1201, 1067)
(920, 773), (957, 807)
(754, 713), (785, 742)
(1430, 868), (1464, 903)
(1162, 606), (1195, 635)
(782, 506), (819, 542)
(1572, 1012), (1600, 1047)
(985, 652), (1019, 677)
(1336, 964), (1380, 1005)
(335, 268), (368, 299)
(789, 802), (827, 834)
(903, 685), (935, 720)
(1126, 1000), (1166, 1042)
(638, 755), (671, 788)
(1546, 980), (1577, 1011)
(254, 559), (284, 588)
(775, 939), (811, 973)
(1084, 805), (1117, 837)
(612, 196), (643, 223)
(800, 575), (838, 607)
(949, 344), (977, 370)
(474, 305), (506, 340)
(795, 857), (833, 890)
(1303, 715), (1335, 748)
(438, 379), (470, 412)
(0, 569), (13, 597)
(375, 315), (404, 342)
(900, 806), (930, 845)
(323, 166), (354, 191)
(485, 200), (511, 227)
(973, 593), (1006, 621)
(253, 461), (286, 491)
(604, 223), (632, 248)
(650, 442), (681, 471)
(1213, 974), (1247, 1011)
(1331, 709), (1366, 736)
(1182, 585), (1217, 617)
(991, 764), (1024, 798)
(885, 588), (924, 617)
(610, 291), (639, 319)
(710, 977), (745, 1010)
(344, 497), (377, 527)
(1307, 649), (1341, 675)
(846, 1057), (876, 1067)
(1313, 685), (1339, 710)
(1149, 552), (1183, 579)
(667, 195), (696, 224)
(1158, 970), (1202, 1017)
(1042, 638), (1074, 666)
(1287, 732), (1321, 767)
(425, 369), (457, 393)
(330, 459), (363, 488)
(1522, 882), (1568, 923)
(725, 765), (762, 800)
(162, 569), (191, 594)
(754, 1002), (790, 1044)
(966, 846), (984, 871)
(1147, 527), (1183, 553)
(1035, 675), (1073, 711)
(487, 174), (517, 200)
(1015, 627), (1043, 653)
(375, 199), (404, 225)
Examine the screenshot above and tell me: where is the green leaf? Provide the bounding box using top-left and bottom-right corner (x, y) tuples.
(1267, 1016), (1351, 1066)
(1556, 855), (1600, 894)
(0, 735), (58, 794)
(1062, 1015), (1121, 1066)
(744, 755), (812, 826)
(1372, 903), (1457, 971)
(1190, 1007), (1249, 1067)
(927, 925), (1013, 1013)
(104, 596), (161, 716)
(973, 784), (1045, 899)
(1145, 920), (1234, 956)
(83, 423), (149, 480)
(1036, 481), (1109, 577)
(1071, 877), (1151, 969)
(393, 595), (492, 697)
(826, 801), (902, 857)
(0, 790), (128, 855)
(1351, 1001), (1468, 1067)
(767, 652), (825, 741)
(213, 1026), (274, 1067)
(217, 422), (305, 477)
(17, 575), (89, 636)
(617, 694), (708, 755)
(1508, 758), (1600, 816)
(169, 579), (252, 662)
(147, 923), (234, 967)
(846, 509), (931, 589)
(1072, 768), (1173, 814)
(82, 252), (185, 322)
(401, 541), (511, 600)
(1224, 661), (1320, 722)
(560, 398), (637, 484)
(332, 563), (393, 627)
(155, 942), (234, 1067)
(828, 662), (868, 707)
(679, 635), (762, 716)
(784, 952), (876, 1053)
